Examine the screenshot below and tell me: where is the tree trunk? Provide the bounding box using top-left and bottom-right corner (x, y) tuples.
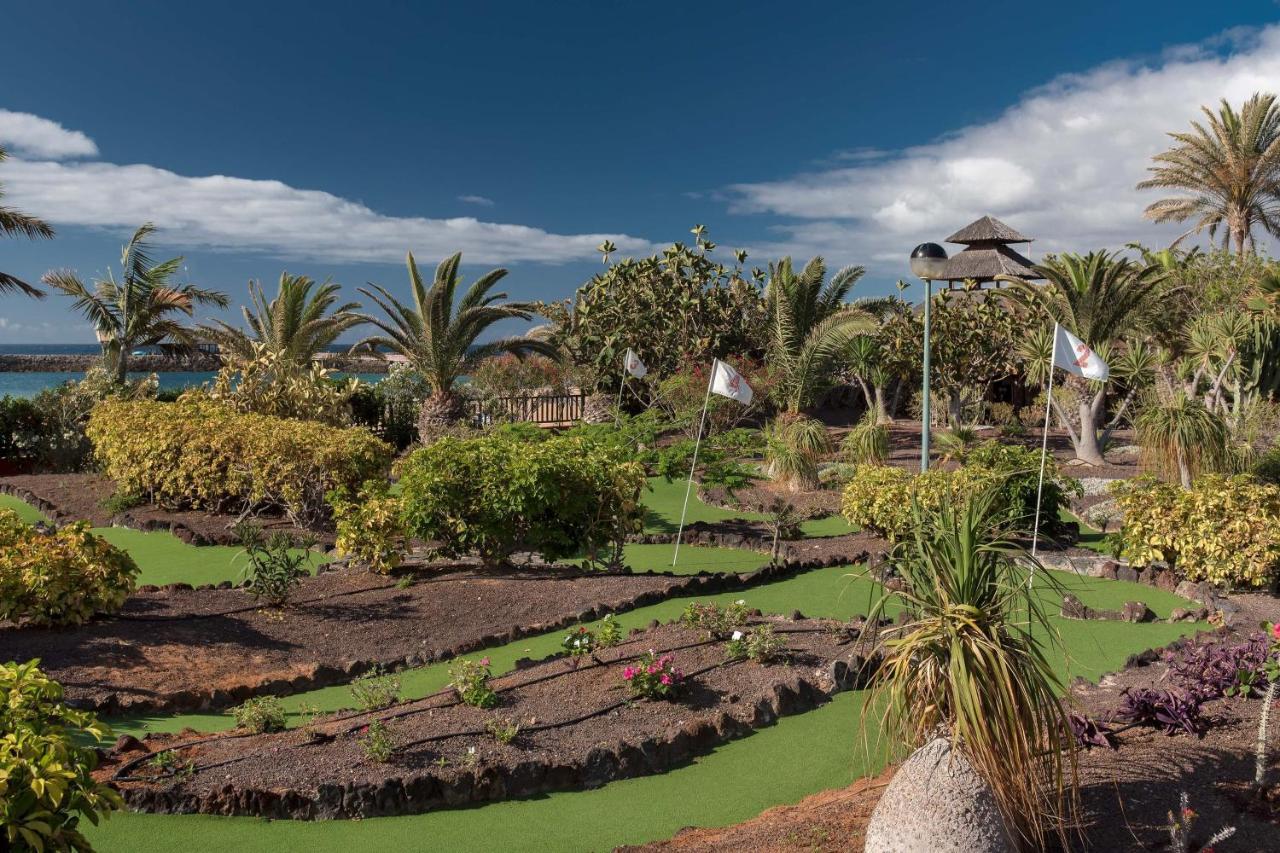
(1176, 446), (1192, 489)
(1075, 395), (1106, 466)
(873, 384), (889, 423)
(417, 392), (467, 442)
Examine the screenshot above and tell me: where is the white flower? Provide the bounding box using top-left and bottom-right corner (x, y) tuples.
(731, 631), (743, 640)
(735, 599), (745, 606)
(573, 639), (581, 647)
(468, 746), (476, 755)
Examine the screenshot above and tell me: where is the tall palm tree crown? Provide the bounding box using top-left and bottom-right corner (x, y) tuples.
(200, 273), (363, 366)
(42, 223), (229, 382)
(351, 251), (558, 430)
(0, 145), (54, 297)
(1138, 93), (1280, 257)
(765, 256), (875, 413)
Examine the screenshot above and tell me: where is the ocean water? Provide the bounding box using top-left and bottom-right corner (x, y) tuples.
(0, 371), (388, 399)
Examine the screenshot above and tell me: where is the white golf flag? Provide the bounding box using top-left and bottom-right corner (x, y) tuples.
(1052, 324), (1109, 381)
(709, 358), (753, 405)
(623, 348), (647, 379)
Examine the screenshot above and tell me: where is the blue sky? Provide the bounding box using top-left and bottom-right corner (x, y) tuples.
(3, 0), (1280, 342)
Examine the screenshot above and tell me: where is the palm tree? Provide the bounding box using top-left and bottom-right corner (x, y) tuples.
(42, 223), (229, 383)
(0, 145), (54, 297)
(351, 251), (558, 435)
(765, 256), (875, 413)
(1138, 93), (1280, 257)
(1000, 251), (1172, 465)
(199, 273), (363, 367)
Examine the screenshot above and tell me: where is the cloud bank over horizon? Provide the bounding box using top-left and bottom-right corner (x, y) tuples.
(0, 110), (653, 268)
(727, 25), (1280, 271)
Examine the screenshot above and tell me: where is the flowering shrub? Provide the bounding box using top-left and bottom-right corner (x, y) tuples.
(449, 657), (499, 708)
(1111, 475), (1280, 588)
(87, 398), (393, 528)
(0, 509), (138, 626)
(1, 660), (122, 852)
(680, 600), (749, 637)
(562, 625), (595, 657)
(484, 717), (520, 744)
(398, 433), (646, 566)
(622, 651), (684, 700)
(724, 625), (785, 664)
(328, 480), (406, 574)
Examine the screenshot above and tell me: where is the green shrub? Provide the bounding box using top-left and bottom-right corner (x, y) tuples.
(0, 509), (138, 626)
(398, 433), (646, 566)
(841, 412), (888, 465)
(358, 720), (396, 763)
(230, 696), (288, 733)
(1111, 475), (1280, 588)
(350, 667), (402, 711)
(724, 624), (786, 663)
(449, 658), (499, 708)
(87, 398), (393, 528)
(0, 395), (44, 462)
(1, 660), (122, 852)
(840, 442), (1079, 542)
(233, 523), (313, 607)
(329, 480), (406, 574)
(1252, 444), (1280, 485)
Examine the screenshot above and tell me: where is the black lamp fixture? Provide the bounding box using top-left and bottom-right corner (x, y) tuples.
(909, 242), (948, 281)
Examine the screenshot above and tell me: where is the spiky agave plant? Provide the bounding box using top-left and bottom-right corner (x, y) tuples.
(763, 416), (830, 491)
(864, 488), (1076, 848)
(1136, 392), (1230, 488)
(841, 411), (888, 465)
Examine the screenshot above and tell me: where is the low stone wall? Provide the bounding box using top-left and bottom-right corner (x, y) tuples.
(0, 353), (222, 373)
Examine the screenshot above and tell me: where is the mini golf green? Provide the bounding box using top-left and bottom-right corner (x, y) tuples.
(85, 555), (1202, 853)
(642, 476), (855, 538)
(0, 494), (326, 587)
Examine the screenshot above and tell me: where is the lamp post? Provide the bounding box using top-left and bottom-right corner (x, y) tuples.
(909, 243), (948, 472)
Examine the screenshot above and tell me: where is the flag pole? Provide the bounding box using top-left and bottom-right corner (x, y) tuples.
(614, 373), (625, 427)
(1030, 322), (1058, 560)
(673, 361), (716, 567)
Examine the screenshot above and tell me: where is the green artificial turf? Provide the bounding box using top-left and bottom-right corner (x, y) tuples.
(88, 558), (1201, 853)
(0, 494), (327, 586)
(0, 492), (48, 524)
(642, 476), (855, 538)
(621, 542), (771, 574)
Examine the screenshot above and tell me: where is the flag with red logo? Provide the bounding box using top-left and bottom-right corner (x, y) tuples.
(623, 348), (647, 379)
(709, 359), (753, 405)
(1052, 324), (1109, 382)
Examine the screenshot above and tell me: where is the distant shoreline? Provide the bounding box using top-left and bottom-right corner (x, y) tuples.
(0, 352), (395, 374)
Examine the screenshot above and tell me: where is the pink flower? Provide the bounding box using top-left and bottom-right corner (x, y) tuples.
(648, 664), (661, 675)
(660, 674), (672, 685)
(623, 667), (636, 680)
(479, 657), (490, 667)
(1271, 623), (1280, 640)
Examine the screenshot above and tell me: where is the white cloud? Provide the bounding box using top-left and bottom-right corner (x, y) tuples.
(0, 110), (97, 159)
(457, 194), (495, 207)
(727, 26), (1280, 270)
(0, 115), (652, 266)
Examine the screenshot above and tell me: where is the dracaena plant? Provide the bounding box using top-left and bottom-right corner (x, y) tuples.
(862, 487), (1076, 849)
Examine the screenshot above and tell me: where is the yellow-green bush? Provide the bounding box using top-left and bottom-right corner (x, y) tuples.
(329, 480), (406, 574)
(1, 660), (122, 852)
(841, 465), (992, 540)
(87, 399), (393, 528)
(1111, 475), (1280, 588)
(0, 509), (138, 626)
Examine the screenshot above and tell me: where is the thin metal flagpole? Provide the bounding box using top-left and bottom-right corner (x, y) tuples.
(614, 370), (626, 427)
(1030, 322), (1058, 562)
(673, 361), (716, 567)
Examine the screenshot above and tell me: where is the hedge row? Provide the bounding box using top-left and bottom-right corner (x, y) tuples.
(87, 399), (394, 527)
(396, 433), (647, 567)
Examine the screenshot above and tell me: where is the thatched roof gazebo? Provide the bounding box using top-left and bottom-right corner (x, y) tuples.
(934, 215), (1042, 286)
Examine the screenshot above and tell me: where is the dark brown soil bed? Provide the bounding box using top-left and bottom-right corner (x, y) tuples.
(100, 617), (869, 819)
(0, 472), (325, 546)
(699, 482), (842, 520)
(1, 563), (834, 715)
(638, 522), (886, 568)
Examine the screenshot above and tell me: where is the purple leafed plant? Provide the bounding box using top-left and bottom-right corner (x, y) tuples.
(1067, 712), (1119, 750)
(1116, 687), (1206, 737)
(1165, 633), (1271, 703)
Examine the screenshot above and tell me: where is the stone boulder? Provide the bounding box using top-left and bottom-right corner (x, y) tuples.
(865, 737), (1014, 852)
